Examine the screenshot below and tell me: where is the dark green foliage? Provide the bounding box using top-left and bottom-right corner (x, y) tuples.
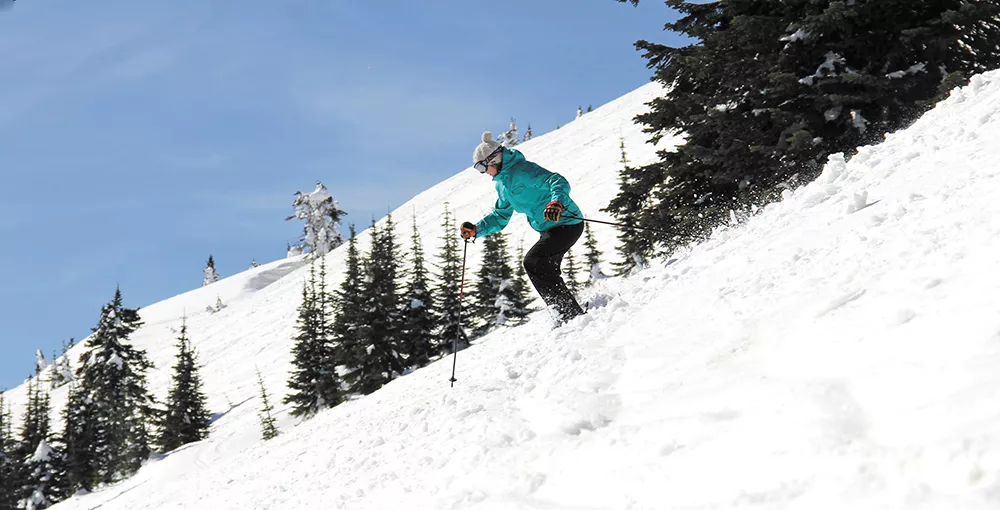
(603, 137), (653, 273)
(563, 248), (582, 295)
(506, 243), (535, 325)
(399, 217), (439, 370)
(582, 223), (604, 284)
(158, 321), (211, 452)
(20, 437), (68, 509)
(255, 369), (279, 441)
(1, 392), (19, 510)
(331, 224), (365, 377)
(342, 216), (405, 395)
(434, 206), (469, 354)
(61, 382), (96, 493)
(70, 287), (155, 487)
(470, 233), (518, 336)
(284, 259), (341, 417)
(609, 0), (1000, 256)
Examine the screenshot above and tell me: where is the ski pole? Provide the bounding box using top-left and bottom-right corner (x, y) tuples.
(449, 239), (470, 387)
(562, 214), (673, 236)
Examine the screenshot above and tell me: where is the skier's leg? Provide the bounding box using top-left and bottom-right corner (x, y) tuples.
(523, 222), (585, 321)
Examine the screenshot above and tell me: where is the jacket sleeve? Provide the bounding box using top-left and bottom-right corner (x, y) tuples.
(475, 192), (513, 238)
(519, 164), (571, 205)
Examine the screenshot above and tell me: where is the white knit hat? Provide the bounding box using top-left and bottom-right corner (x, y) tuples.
(472, 131), (503, 166)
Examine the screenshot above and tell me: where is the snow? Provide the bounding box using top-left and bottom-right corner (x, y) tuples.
(780, 28), (811, 43)
(887, 62), (928, 79)
(31, 439), (54, 463)
(2, 70), (1000, 508)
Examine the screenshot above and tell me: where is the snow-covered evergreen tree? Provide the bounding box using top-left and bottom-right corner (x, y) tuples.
(255, 369), (278, 441)
(501, 118), (519, 146)
(49, 346), (73, 389)
(576, 107), (584, 119)
(0, 392), (18, 510)
(342, 217), (405, 396)
(202, 256), (219, 287)
(582, 222), (605, 284)
(470, 233), (517, 337)
(250, 259), (259, 269)
(434, 205), (469, 354)
(22, 438), (67, 510)
(16, 379), (67, 509)
(399, 217), (438, 370)
(563, 248), (582, 295)
(157, 320), (211, 452)
(286, 181), (348, 257)
(523, 124), (533, 142)
(72, 288), (155, 485)
(34, 351), (48, 375)
(60, 381), (96, 493)
(285, 260), (340, 417)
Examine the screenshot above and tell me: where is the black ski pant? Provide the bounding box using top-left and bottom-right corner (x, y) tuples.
(523, 221), (586, 322)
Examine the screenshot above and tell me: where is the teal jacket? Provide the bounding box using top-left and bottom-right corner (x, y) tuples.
(474, 148), (583, 238)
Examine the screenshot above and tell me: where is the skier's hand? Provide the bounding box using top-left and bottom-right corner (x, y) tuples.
(544, 201), (564, 222)
(460, 222), (476, 240)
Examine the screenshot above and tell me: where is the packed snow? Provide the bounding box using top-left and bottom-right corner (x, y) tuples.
(5, 70), (1000, 509)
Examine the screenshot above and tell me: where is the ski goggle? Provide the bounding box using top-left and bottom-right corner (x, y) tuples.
(474, 146), (504, 173)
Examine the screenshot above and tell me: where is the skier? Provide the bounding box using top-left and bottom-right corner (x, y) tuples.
(461, 131), (586, 323)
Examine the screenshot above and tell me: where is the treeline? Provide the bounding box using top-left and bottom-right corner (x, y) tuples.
(0, 289), (210, 509)
(608, 0), (1000, 270)
(280, 205), (607, 418)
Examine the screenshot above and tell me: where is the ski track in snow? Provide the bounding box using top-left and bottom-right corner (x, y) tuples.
(5, 72), (1000, 509)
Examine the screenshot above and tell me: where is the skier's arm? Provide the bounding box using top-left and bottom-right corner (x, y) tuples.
(475, 195), (513, 238)
(519, 165), (572, 206)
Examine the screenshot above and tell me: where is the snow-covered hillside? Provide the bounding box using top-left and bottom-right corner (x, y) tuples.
(8, 69), (1000, 508)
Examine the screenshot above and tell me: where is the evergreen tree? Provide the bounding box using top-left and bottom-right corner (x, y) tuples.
(17, 381), (66, 509)
(49, 340), (74, 389)
(1, 392), (20, 510)
(255, 369), (278, 441)
(158, 320), (211, 452)
(563, 248), (582, 295)
(610, 0), (1000, 255)
(21, 438), (67, 510)
(470, 233), (517, 337)
(501, 118), (520, 146)
(61, 382), (97, 493)
(587, 105), (593, 113)
(250, 259), (259, 269)
(399, 217), (438, 370)
(434, 206), (469, 354)
(284, 260), (340, 417)
(72, 287), (155, 485)
(331, 224), (365, 373)
(603, 136), (652, 274)
(582, 222), (605, 284)
(523, 124), (533, 142)
(343, 217), (405, 395)
(286, 181), (348, 257)
(506, 242), (534, 326)
(576, 106), (584, 118)
(202, 255), (219, 287)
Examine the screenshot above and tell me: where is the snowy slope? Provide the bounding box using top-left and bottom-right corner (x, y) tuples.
(9, 69), (1000, 509)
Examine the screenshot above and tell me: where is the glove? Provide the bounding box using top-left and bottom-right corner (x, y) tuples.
(460, 221), (476, 240)
(543, 201), (564, 222)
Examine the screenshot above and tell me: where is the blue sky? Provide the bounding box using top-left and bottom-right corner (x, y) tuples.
(0, 0), (683, 389)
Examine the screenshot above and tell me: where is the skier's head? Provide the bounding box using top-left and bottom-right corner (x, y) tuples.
(473, 131), (503, 177)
